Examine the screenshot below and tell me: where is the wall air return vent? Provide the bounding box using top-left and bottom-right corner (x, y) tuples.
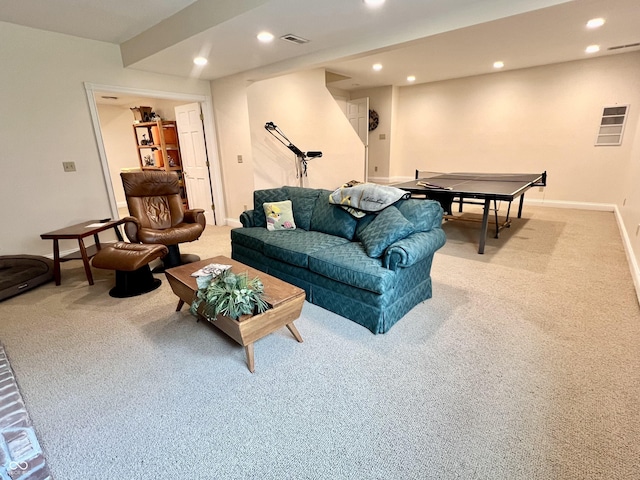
(280, 34), (309, 45)
(595, 105), (629, 146)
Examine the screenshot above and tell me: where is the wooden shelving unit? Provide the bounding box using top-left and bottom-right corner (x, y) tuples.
(133, 120), (188, 208)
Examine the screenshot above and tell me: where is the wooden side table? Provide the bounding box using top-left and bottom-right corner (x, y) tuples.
(41, 219), (125, 286)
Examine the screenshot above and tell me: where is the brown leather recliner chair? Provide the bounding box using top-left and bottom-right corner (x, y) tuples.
(120, 171), (206, 270)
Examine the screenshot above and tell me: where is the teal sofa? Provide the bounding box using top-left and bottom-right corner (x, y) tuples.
(231, 186), (446, 334)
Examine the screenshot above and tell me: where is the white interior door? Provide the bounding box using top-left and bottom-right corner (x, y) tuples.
(175, 103), (215, 224)
(347, 97), (369, 181)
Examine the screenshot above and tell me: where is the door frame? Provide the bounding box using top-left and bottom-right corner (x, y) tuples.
(347, 97), (369, 182)
(84, 82), (227, 224)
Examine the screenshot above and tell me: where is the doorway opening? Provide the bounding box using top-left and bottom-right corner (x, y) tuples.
(84, 82), (226, 226)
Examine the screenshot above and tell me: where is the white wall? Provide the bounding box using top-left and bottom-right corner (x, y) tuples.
(247, 69), (364, 191)
(0, 21), (212, 256)
(212, 69), (365, 223)
(393, 52), (640, 206)
(210, 75), (256, 221)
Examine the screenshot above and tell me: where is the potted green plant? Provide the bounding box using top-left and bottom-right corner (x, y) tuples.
(190, 269), (269, 321)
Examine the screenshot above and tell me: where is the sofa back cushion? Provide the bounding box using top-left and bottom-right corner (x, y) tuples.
(253, 188), (288, 227)
(358, 206), (415, 258)
(396, 199), (443, 232)
(283, 186), (322, 231)
(310, 191), (358, 240)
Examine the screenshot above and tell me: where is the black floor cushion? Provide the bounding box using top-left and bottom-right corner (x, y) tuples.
(0, 255), (54, 302)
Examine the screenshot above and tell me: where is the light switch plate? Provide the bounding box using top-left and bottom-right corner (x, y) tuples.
(62, 161), (76, 172)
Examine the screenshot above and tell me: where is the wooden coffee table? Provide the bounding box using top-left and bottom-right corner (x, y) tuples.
(165, 256), (305, 373)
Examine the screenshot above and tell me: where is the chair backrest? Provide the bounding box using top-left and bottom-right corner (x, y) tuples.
(121, 171), (184, 229)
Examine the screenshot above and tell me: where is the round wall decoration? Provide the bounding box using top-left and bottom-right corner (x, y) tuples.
(368, 109), (379, 131)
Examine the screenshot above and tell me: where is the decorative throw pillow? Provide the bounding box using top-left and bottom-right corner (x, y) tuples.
(263, 200), (296, 231)
(359, 206), (414, 258)
(253, 188), (288, 227)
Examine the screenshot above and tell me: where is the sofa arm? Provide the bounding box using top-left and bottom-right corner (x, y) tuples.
(382, 228), (446, 271)
(240, 210), (257, 227)
(184, 209), (206, 228)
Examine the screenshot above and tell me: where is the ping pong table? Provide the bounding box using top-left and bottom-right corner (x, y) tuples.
(393, 171), (547, 254)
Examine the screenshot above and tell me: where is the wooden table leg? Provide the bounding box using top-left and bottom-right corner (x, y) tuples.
(52, 239), (61, 286)
(113, 225), (124, 242)
(245, 343), (255, 373)
(93, 233), (102, 251)
(176, 299), (185, 311)
(286, 322), (303, 343)
(77, 239), (94, 285)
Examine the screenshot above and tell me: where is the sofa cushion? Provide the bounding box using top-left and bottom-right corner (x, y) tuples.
(359, 206), (415, 258)
(263, 230), (351, 268)
(308, 242), (396, 295)
(310, 191), (358, 240)
(264, 200), (296, 231)
(283, 186), (322, 231)
(230, 227), (274, 253)
(396, 199), (443, 232)
(253, 188), (288, 227)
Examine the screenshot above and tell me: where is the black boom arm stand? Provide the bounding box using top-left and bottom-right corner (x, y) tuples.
(265, 122), (322, 186)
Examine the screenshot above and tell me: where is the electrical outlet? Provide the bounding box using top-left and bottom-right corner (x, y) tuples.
(244, 204), (248, 211)
(379, 134), (386, 140)
(62, 161), (76, 172)
(374, 166), (378, 172)
(538, 187), (544, 192)
(237, 155), (243, 163)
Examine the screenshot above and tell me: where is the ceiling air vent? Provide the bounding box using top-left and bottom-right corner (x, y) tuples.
(280, 34), (309, 45)
(608, 42), (640, 51)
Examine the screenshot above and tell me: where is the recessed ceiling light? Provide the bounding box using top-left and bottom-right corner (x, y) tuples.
(372, 63), (383, 71)
(586, 18), (605, 29)
(585, 45), (600, 53)
(407, 75), (416, 82)
(493, 61), (504, 69)
(257, 31), (274, 43)
(363, 0), (385, 7)
(193, 57), (208, 66)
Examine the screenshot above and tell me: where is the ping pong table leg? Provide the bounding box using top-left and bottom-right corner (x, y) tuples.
(493, 199), (500, 238)
(478, 198), (491, 254)
(517, 194), (525, 218)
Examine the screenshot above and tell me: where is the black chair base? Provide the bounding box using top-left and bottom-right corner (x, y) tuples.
(110, 266), (162, 298)
(152, 245), (200, 272)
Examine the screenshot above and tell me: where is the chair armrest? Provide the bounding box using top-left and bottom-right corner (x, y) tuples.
(122, 216), (142, 243)
(382, 228), (446, 271)
(240, 210), (257, 227)
(184, 209), (206, 228)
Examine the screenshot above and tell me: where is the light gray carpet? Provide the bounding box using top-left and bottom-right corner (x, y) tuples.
(0, 206), (639, 479)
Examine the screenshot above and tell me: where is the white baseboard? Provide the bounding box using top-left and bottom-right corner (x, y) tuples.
(526, 199), (615, 211)
(368, 175), (412, 184)
(613, 205), (640, 306)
